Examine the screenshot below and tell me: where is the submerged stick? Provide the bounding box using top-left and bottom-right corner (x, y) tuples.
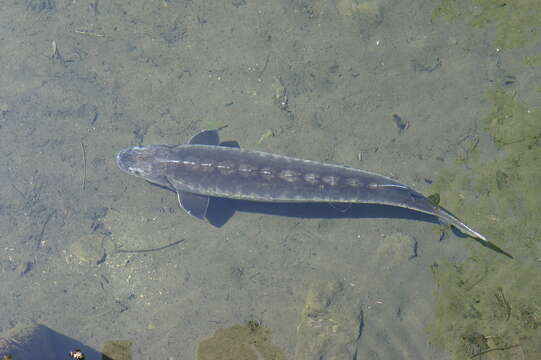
(114, 239), (185, 254)
(81, 142), (87, 191)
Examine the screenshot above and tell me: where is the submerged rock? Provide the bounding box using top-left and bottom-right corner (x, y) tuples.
(295, 280), (363, 360)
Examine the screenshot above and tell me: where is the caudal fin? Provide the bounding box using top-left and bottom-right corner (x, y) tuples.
(436, 207), (487, 242)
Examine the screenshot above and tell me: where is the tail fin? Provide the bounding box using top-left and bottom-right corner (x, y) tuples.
(436, 207), (487, 242)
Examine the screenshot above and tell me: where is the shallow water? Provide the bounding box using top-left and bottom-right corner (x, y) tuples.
(1, 0), (539, 359)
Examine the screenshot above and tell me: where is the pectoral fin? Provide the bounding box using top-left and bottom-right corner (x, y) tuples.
(177, 191), (210, 220)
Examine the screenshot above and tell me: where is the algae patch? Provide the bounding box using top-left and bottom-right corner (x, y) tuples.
(101, 341), (132, 360)
(428, 88), (541, 359)
(197, 322), (284, 360)
(201, 119), (228, 131)
(470, 0), (541, 49)
(431, 87), (541, 244)
(483, 88), (541, 148)
(429, 260), (541, 359)
(433, 0), (541, 49)
(523, 55), (541, 67)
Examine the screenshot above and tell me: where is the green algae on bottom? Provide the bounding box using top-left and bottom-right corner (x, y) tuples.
(523, 55), (541, 67)
(101, 341), (132, 360)
(197, 322), (284, 360)
(201, 120), (228, 131)
(433, 0), (541, 50)
(470, 0), (541, 49)
(428, 87), (541, 359)
(429, 260), (541, 359)
(430, 87), (541, 244)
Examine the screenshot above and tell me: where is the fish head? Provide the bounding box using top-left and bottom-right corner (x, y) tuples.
(116, 145), (173, 188)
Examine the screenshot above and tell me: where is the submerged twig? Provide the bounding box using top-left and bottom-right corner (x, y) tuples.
(36, 210), (55, 249)
(115, 239), (185, 254)
(81, 142), (87, 191)
(471, 344), (520, 358)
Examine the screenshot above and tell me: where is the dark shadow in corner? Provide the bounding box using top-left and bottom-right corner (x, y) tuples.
(0, 323), (101, 360)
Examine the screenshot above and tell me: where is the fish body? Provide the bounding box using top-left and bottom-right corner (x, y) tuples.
(116, 130), (486, 241)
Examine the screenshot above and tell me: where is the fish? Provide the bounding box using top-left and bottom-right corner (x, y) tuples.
(116, 129), (487, 242)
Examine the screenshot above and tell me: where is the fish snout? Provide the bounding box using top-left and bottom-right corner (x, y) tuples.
(116, 147), (154, 177)
(116, 148), (136, 172)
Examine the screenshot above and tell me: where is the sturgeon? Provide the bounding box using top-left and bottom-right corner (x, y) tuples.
(116, 129), (487, 242)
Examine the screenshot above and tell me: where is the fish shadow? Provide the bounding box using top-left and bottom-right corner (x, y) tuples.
(150, 183), (444, 235)
(207, 199), (513, 258)
(206, 197), (440, 229)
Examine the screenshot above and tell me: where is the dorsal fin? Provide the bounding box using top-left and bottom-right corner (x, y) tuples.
(189, 126), (228, 145)
(189, 130), (220, 145)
